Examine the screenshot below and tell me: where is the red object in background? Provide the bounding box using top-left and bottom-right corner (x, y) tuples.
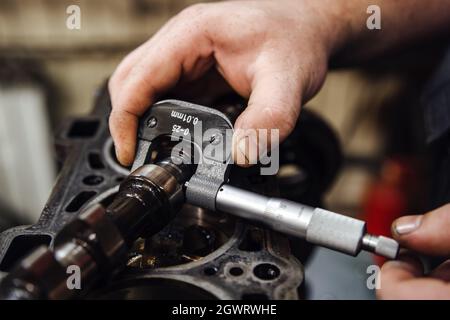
(363, 157), (419, 265)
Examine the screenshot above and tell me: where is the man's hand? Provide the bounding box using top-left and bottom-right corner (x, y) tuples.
(108, 0), (348, 166)
(377, 204), (450, 299)
(109, 0), (450, 167)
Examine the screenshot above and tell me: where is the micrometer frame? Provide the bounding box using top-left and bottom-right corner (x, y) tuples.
(133, 100), (234, 210)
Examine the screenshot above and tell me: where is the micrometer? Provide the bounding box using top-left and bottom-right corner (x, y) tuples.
(0, 99), (399, 300)
(133, 100), (399, 259)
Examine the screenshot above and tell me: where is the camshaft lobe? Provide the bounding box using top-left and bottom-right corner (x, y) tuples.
(0, 158), (192, 300)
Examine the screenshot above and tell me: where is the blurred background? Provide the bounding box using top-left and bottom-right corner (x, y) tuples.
(0, 0), (438, 224)
(0, 1), (443, 298)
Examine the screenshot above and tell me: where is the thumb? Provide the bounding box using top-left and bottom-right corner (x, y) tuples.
(392, 203), (450, 256)
(232, 68), (302, 167)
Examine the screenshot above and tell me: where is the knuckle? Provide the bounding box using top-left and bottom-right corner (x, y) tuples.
(247, 6), (272, 23)
(177, 3), (211, 22)
(170, 3), (214, 45)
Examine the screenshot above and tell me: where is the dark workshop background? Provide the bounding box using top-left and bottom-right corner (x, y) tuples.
(0, 0), (434, 227)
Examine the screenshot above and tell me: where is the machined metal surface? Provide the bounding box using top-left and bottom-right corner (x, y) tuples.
(217, 185), (398, 259)
(0, 87), (304, 300)
(135, 100), (234, 211)
(217, 185), (315, 239)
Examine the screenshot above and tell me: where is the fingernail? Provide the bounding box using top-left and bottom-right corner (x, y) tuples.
(237, 135), (258, 165)
(236, 136), (249, 165)
(394, 215), (423, 235)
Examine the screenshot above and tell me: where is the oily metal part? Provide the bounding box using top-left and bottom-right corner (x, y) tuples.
(83, 188), (303, 299)
(0, 87), (303, 300)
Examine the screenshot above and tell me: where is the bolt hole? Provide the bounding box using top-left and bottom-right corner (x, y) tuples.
(204, 266), (218, 276)
(229, 267), (244, 276)
(88, 152), (105, 170)
(65, 191), (97, 213)
(0, 234), (52, 272)
(82, 175), (104, 186)
(67, 119), (99, 138)
(253, 263), (280, 281)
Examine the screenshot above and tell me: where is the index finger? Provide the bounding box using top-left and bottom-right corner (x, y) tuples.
(378, 254), (450, 299)
(108, 6), (214, 166)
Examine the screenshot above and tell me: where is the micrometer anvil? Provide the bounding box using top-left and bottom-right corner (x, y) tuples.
(134, 100), (399, 259)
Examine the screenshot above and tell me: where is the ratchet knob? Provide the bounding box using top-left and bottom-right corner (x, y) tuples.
(362, 234), (399, 260)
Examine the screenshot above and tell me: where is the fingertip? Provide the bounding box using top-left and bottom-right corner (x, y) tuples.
(380, 251), (423, 279)
(115, 143), (134, 167)
(390, 205), (450, 256)
(109, 110), (138, 167)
